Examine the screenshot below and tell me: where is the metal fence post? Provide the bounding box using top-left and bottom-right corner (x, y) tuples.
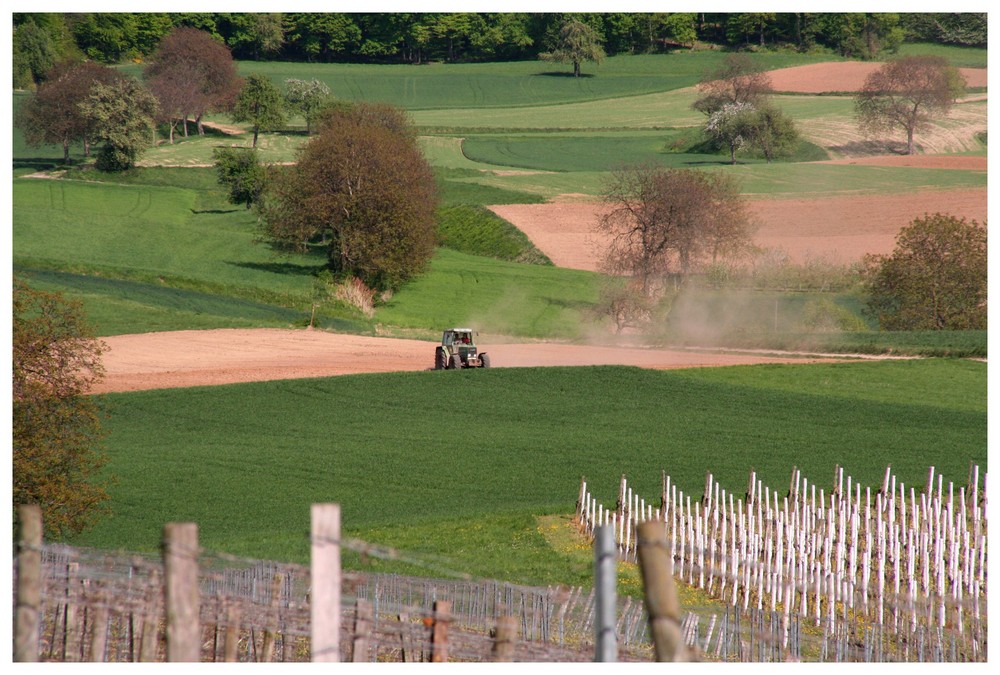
(594, 524), (617, 662)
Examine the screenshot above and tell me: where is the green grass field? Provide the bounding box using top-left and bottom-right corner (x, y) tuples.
(67, 360), (985, 585)
(14, 48), (988, 591)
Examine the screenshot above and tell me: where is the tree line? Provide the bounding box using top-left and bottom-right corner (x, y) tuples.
(14, 12), (987, 86)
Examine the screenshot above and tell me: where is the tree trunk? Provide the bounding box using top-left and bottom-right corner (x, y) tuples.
(196, 114), (204, 136)
(574, 60), (581, 77)
(183, 115), (189, 138)
(906, 127), (914, 155)
(252, 127), (260, 148)
(63, 140), (71, 165)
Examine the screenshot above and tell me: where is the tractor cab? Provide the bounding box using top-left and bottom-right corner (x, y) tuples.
(436, 328), (490, 369)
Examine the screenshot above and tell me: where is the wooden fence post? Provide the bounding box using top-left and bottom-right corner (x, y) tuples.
(15, 504), (42, 662)
(163, 522), (200, 662)
(311, 503), (341, 662)
(223, 603), (241, 662)
(138, 569), (160, 662)
(493, 615), (518, 661)
(261, 573), (283, 662)
(637, 520), (689, 662)
(430, 600), (451, 662)
(88, 600), (109, 662)
(63, 563), (81, 661)
(353, 598), (373, 662)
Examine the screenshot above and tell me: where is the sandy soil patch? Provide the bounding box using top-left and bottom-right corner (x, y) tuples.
(89, 328), (842, 394)
(768, 62), (987, 93)
(490, 186), (986, 270)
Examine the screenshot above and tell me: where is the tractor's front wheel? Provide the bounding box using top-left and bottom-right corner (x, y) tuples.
(480, 353), (491, 368)
(449, 354), (462, 370)
(434, 347), (447, 370)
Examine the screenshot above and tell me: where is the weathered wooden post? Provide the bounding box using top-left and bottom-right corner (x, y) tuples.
(430, 600), (451, 662)
(163, 522), (200, 662)
(493, 615), (518, 661)
(594, 524), (617, 662)
(352, 598), (373, 662)
(15, 504), (42, 662)
(138, 569), (160, 662)
(637, 519), (689, 661)
(88, 599), (109, 662)
(261, 573), (283, 662)
(311, 503), (341, 662)
(223, 603), (241, 662)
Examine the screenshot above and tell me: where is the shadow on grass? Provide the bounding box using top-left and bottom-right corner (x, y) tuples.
(533, 71), (597, 79)
(229, 261), (328, 277)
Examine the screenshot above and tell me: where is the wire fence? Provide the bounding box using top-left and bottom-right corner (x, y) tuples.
(576, 463), (988, 662)
(15, 462), (987, 663)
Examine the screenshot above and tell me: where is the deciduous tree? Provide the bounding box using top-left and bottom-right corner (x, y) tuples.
(855, 55), (966, 155)
(213, 147), (266, 208)
(232, 73), (286, 148)
(258, 102), (438, 291)
(13, 277), (110, 538)
(15, 60), (121, 164)
(143, 27), (240, 138)
(597, 165), (755, 295)
(693, 53), (774, 116)
(284, 78), (332, 135)
(862, 214), (986, 330)
(79, 76), (159, 171)
(540, 18), (605, 77)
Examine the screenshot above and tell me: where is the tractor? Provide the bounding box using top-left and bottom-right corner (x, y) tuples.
(434, 328), (490, 370)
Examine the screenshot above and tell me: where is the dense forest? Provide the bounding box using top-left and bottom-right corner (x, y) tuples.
(13, 12), (988, 88)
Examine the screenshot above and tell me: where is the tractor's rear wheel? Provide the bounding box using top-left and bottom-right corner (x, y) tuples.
(434, 347), (446, 370)
(480, 353), (491, 368)
(449, 354), (462, 370)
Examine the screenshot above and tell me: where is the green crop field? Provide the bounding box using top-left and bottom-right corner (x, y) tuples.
(14, 44), (988, 594)
(67, 360), (985, 585)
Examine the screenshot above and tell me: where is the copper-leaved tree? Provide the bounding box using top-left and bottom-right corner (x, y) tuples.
(143, 27), (240, 142)
(258, 102), (438, 292)
(13, 277), (111, 537)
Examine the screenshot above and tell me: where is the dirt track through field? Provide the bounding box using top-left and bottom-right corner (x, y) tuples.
(89, 61), (984, 394)
(90, 328), (845, 394)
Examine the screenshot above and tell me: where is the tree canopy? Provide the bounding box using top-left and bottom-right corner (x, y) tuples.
(13, 277), (110, 538)
(862, 214), (986, 330)
(231, 73), (286, 148)
(14, 13), (986, 67)
(855, 55), (967, 155)
(597, 165), (755, 294)
(284, 78), (332, 134)
(693, 52), (774, 116)
(259, 102), (438, 291)
(79, 76), (159, 171)
(540, 18), (606, 77)
(143, 26), (240, 139)
(15, 59), (122, 164)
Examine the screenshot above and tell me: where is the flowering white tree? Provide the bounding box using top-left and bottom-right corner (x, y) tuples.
(704, 102), (756, 164)
(284, 78), (332, 135)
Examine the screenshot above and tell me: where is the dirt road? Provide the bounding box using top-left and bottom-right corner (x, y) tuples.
(89, 328), (844, 394)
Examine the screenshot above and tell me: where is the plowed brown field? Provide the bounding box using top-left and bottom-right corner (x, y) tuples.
(92, 61), (985, 393)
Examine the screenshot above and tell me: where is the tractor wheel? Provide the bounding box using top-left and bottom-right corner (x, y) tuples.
(434, 347), (446, 370)
(480, 353), (491, 368)
(449, 354), (462, 370)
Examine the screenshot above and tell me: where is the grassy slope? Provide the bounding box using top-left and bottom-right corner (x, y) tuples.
(70, 360), (985, 586)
